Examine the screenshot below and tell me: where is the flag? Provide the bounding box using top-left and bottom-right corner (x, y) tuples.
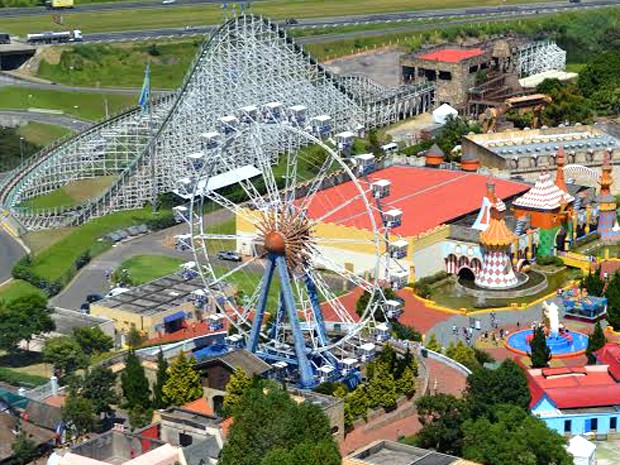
(471, 196), (492, 231)
(138, 63), (150, 113)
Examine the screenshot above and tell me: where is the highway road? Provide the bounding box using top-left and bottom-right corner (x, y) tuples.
(0, 109), (90, 128)
(0, 228), (26, 285)
(43, 0), (616, 44)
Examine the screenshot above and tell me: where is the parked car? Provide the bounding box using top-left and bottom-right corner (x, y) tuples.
(217, 251), (242, 262)
(80, 303), (90, 314)
(86, 293), (103, 304)
(162, 0), (176, 4)
(285, 18), (298, 25)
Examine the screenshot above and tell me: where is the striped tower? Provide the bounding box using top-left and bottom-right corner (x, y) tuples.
(475, 183), (519, 289)
(597, 150), (620, 242)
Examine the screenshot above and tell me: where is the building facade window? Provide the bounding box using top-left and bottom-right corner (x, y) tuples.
(611, 417), (617, 431)
(564, 420), (571, 433)
(179, 432), (193, 447)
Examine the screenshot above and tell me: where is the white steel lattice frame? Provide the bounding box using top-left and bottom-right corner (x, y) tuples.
(0, 14), (434, 232)
(516, 40), (566, 78)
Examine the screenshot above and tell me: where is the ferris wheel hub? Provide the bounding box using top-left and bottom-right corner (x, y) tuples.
(264, 231), (287, 255)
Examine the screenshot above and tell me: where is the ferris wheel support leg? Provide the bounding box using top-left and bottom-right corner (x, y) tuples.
(248, 256), (276, 354)
(276, 255), (315, 389)
(304, 273), (329, 347)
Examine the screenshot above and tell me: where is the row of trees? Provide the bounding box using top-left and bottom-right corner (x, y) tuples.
(62, 350), (203, 437)
(0, 295), (55, 354)
(409, 360), (572, 465)
(219, 374), (341, 465)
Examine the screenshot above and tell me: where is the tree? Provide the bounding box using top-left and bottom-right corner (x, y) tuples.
(73, 326), (113, 356)
(425, 333), (441, 352)
(121, 350), (151, 409)
(434, 115), (480, 161)
(10, 432), (40, 465)
(412, 394), (470, 455)
(162, 351), (202, 407)
(465, 360), (530, 416)
(43, 336), (88, 378)
(152, 350), (169, 409)
(586, 321), (606, 365)
(126, 324), (146, 349)
(260, 439), (341, 465)
(446, 341), (480, 371)
(355, 288), (395, 321)
(462, 405), (572, 465)
(0, 295), (55, 353)
(529, 326), (551, 368)
(219, 380), (340, 465)
(127, 404), (153, 430)
(223, 368), (252, 416)
(81, 366), (117, 417)
(581, 270), (606, 297)
(606, 271), (620, 329)
(63, 395), (98, 436)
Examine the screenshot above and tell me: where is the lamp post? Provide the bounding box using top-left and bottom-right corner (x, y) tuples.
(19, 136), (24, 165)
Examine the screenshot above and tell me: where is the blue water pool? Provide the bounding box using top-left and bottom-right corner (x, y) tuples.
(505, 329), (589, 358)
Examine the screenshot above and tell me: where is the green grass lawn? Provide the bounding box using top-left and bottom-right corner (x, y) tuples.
(20, 176), (117, 209)
(116, 254), (185, 285)
(566, 63), (586, 73)
(0, 280), (46, 304)
(0, 0), (562, 36)
(0, 86), (136, 121)
(17, 121), (73, 147)
(38, 41), (201, 89)
(30, 207), (166, 283)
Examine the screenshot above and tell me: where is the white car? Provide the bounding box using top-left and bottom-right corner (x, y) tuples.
(162, 0), (176, 4)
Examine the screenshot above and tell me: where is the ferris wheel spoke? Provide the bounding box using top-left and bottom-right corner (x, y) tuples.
(209, 255), (263, 287)
(195, 233), (258, 242)
(252, 129), (283, 214)
(303, 265), (355, 325)
(204, 190), (262, 226)
(216, 155), (270, 212)
(310, 187), (372, 225)
(313, 236), (375, 245)
(297, 154), (336, 213)
(309, 245), (374, 293)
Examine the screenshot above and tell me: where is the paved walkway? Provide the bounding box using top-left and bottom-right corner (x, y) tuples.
(0, 228), (26, 285)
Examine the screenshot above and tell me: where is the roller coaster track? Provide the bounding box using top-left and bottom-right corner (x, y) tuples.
(0, 14), (435, 232)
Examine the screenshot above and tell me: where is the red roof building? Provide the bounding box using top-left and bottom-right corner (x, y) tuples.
(595, 343), (620, 381)
(305, 166), (529, 237)
(527, 365), (620, 410)
(418, 48), (484, 63)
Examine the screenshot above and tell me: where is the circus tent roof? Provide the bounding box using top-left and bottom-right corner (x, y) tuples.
(512, 172), (574, 211)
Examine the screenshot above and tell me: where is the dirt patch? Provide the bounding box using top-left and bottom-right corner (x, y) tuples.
(323, 46), (403, 87)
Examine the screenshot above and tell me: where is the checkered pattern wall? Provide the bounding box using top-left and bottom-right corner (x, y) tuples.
(475, 250), (519, 289)
(537, 226), (560, 257)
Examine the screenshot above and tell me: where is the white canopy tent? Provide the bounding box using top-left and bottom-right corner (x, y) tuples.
(566, 435), (596, 465)
(432, 103), (458, 124)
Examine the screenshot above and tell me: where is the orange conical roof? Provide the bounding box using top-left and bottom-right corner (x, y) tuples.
(555, 146), (568, 194)
(479, 206), (516, 248)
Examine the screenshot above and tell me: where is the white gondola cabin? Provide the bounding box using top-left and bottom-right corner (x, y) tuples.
(384, 299), (403, 319)
(311, 115), (332, 137)
(371, 179), (391, 199)
(389, 239), (409, 259)
(186, 152), (204, 171)
(219, 115), (238, 134)
(192, 288), (207, 308)
(318, 365), (335, 383)
(225, 333), (243, 348)
(384, 208), (402, 228)
(172, 205), (189, 222)
(181, 261), (198, 280)
(174, 233), (191, 251)
(240, 105), (259, 123)
(354, 153), (375, 175)
(374, 322), (390, 342)
(201, 131), (220, 150)
(389, 270), (409, 290)
(264, 102), (284, 122)
(289, 105), (307, 124)
(381, 142), (398, 154)
(335, 131), (355, 153)
(208, 313), (224, 331)
(360, 342), (376, 362)
(341, 357), (359, 376)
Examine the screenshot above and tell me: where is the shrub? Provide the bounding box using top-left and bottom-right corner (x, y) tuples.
(145, 213), (177, 231)
(0, 367), (48, 388)
(391, 321), (422, 341)
(535, 255), (564, 267)
(147, 44), (161, 57)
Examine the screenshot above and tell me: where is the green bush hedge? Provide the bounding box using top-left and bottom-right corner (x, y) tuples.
(536, 255), (564, 267)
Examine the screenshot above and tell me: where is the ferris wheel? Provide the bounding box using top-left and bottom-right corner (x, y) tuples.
(175, 104), (403, 387)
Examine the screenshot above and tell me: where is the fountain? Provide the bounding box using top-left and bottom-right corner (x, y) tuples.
(505, 301), (589, 358)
